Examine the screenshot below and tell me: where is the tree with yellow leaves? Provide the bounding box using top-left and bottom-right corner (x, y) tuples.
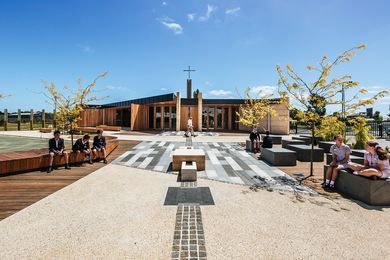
(276, 45), (388, 178)
(44, 72), (108, 144)
(237, 87), (279, 131)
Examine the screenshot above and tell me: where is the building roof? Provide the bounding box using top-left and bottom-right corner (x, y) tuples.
(90, 93), (177, 108)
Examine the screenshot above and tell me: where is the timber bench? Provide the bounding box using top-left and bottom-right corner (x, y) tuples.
(0, 139), (119, 175)
(281, 139), (305, 149)
(172, 148), (205, 171)
(260, 147), (297, 166)
(323, 166), (390, 206)
(286, 144), (324, 162)
(351, 149), (366, 158)
(39, 128), (52, 133)
(97, 125), (122, 131)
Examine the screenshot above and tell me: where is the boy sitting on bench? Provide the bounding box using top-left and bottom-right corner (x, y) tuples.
(73, 134), (93, 164)
(47, 130), (70, 173)
(92, 130), (107, 164)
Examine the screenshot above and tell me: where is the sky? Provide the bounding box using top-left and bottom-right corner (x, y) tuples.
(0, 0), (389, 116)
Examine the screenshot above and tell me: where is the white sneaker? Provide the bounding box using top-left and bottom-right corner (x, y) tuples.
(353, 171), (359, 175)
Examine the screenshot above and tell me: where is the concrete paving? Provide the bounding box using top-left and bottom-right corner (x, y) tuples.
(0, 163), (389, 259)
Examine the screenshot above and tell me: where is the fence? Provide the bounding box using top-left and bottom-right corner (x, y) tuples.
(0, 109), (56, 131)
(290, 120), (390, 138)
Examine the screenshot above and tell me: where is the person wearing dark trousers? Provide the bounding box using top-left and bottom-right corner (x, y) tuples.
(249, 128), (261, 153)
(48, 130), (70, 173)
(261, 130), (273, 149)
(73, 134), (93, 164)
(92, 130), (107, 164)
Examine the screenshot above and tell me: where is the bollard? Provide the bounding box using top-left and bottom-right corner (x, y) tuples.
(4, 109), (8, 131)
(53, 109), (56, 129)
(30, 109), (34, 130)
(17, 109), (21, 131)
(42, 109), (46, 128)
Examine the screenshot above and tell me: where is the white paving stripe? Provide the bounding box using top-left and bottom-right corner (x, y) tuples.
(211, 148), (221, 157)
(213, 142), (220, 147)
(125, 148), (153, 166)
(153, 165), (164, 171)
(206, 170), (219, 179)
(166, 144), (175, 151)
(136, 146), (146, 150)
(207, 150), (221, 165)
(138, 157), (153, 168)
(225, 157), (242, 171)
(112, 151), (131, 163)
(149, 141), (156, 146)
(248, 164), (273, 181)
(158, 141), (166, 147)
(230, 176), (245, 184)
(238, 151), (250, 158)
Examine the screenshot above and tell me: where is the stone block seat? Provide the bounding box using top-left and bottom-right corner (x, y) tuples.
(260, 147), (297, 166)
(291, 136), (311, 145)
(318, 141), (335, 153)
(281, 139), (305, 149)
(326, 153), (364, 165)
(180, 161), (197, 181)
(260, 135), (282, 145)
(351, 149), (366, 158)
(172, 148), (205, 171)
(0, 138), (119, 175)
(286, 144), (324, 162)
(299, 135), (323, 145)
(323, 165), (390, 206)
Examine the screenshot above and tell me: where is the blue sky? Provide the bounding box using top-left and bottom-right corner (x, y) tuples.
(0, 0), (389, 116)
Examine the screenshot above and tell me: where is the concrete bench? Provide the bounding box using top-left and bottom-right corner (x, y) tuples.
(299, 135), (323, 145)
(326, 153), (364, 165)
(286, 144), (324, 162)
(291, 136), (311, 145)
(318, 141), (335, 153)
(260, 147), (297, 166)
(261, 135), (282, 145)
(351, 149), (366, 158)
(172, 148), (205, 171)
(246, 140), (252, 152)
(281, 139), (305, 149)
(323, 166), (390, 206)
(180, 161), (197, 181)
(39, 128), (52, 133)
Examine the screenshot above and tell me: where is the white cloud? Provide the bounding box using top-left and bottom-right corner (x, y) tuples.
(249, 85), (277, 97)
(209, 89), (232, 96)
(187, 13), (196, 22)
(106, 85), (125, 91)
(364, 85), (389, 94)
(160, 87), (168, 91)
(159, 17), (183, 34)
(204, 81), (212, 86)
(199, 4), (217, 22)
(162, 1), (167, 6)
(225, 7), (240, 15)
(77, 44), (94, 53)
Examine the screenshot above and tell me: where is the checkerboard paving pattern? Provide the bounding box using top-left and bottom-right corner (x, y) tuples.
(112, 141), (314, 194)
(158, 131), (219, 137)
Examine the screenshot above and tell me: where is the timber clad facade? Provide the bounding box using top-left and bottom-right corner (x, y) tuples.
(79, 92), (290, 134)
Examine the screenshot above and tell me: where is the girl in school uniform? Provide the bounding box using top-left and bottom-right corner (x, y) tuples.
(350, 140), (390, 179)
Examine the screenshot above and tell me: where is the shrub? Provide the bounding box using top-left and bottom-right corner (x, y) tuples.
(349, 117), (374, 149)
(315, 116), (344, 141)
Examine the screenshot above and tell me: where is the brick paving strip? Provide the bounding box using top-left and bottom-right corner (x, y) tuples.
(171, 181), (207, 260)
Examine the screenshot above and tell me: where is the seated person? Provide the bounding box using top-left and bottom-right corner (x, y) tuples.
(72, 134), (93, 164)
(48, 130), (70, 173)
(92, 130), (107, 164)
(261, 130), (273, 149)
(323, 135), (351, 189)
(350, 140), (390, 179)
(249, 128), (261, 153)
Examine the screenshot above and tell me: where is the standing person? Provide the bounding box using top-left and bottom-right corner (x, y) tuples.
(92, 130), (107, 164)
(47, 130), (71, 173)
(72, 134), (93, 164)
(261, 130), (273, 149)
(350, 140), (390, 179)
(187, 116), (195, 136)
(323, 135), (351, 189)
(249, 128), (261, 153)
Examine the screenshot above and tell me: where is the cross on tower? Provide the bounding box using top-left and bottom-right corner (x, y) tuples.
(183, 65), (196, 79)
